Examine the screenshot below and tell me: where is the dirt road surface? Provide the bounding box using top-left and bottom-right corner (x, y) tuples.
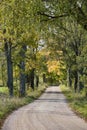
(1, 86), (87, 130)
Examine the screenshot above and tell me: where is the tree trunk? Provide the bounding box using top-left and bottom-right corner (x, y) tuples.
(19, 45), (26, 97)
(74, 70), (79, 92)
(5, 41), (13, 96)
(36, 75), (39, 87)
(30, 68), (35, 90)
(43, 74), (46, 83)
(67, 67), (72, 87)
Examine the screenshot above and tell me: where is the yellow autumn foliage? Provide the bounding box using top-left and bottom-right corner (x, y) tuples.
(47, 60), (60, 72)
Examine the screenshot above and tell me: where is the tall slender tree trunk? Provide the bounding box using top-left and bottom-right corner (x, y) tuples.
(67, 67), (72, 87)
(74, 42), (80, 92)
(30, 68), (35, 90)
(19, 45), (26, 97)
(5, 41), (13, 96)
(36, 75), (39, 87)
(74, 70), (79, 92)
(43, 74), (46, 83)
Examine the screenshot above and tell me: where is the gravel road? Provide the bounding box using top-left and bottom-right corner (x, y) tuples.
(1, 86), (87, 130)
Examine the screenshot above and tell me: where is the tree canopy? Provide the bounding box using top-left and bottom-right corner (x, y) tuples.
(0, 0), (87, 96)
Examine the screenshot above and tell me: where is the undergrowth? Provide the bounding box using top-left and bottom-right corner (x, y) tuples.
(61, 85), (87, 121)
(0, 84), (46, 129)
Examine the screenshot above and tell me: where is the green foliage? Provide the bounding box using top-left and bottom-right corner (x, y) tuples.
(0, 87), (8, 94)
(0, 0), (87, 126)
(0, 0), (87, 97)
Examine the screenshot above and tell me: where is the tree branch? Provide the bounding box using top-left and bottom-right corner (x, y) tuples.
(37, 11), (68, 19)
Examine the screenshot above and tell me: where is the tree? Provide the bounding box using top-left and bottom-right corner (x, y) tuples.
(19, 45), (27, 97)
(4, 39), (14, 96)
(0, 0), (41, 96)
(39, 0), (87, 30)
(39, 11), (87, 92)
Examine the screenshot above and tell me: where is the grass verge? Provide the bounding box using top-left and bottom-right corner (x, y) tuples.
(60, 85), (87, 121)
(0, 84), (46, 129)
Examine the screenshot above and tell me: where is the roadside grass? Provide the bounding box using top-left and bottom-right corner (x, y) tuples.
(0, 84), (47, 129)
(60, 85), (87, 121)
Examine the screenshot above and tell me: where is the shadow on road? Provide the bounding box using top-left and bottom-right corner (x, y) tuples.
(27, 109), (75, 116)
(36, 98), (66, 103)
(45, 91), (62, 94)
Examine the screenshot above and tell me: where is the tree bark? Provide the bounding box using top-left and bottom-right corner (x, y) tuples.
(30, 68), (35, 90)
(43, 74), (46, 83)
(36, 75), (39, 87)
(5, 41), (13, 96)
(74, 70), (79, 92)
(19, 45), (26, 97)
(67, 67), (72, 87)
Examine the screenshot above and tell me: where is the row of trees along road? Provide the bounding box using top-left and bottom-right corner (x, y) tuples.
(0, 0), (87, 97)
(40, 0), (87, 96)
(0, 0), (43, 96)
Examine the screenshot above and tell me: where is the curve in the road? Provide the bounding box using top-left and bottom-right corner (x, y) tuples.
(1, 86), (87, 130)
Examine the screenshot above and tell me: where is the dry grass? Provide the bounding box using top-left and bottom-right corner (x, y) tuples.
(0, 84), (46, 129)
